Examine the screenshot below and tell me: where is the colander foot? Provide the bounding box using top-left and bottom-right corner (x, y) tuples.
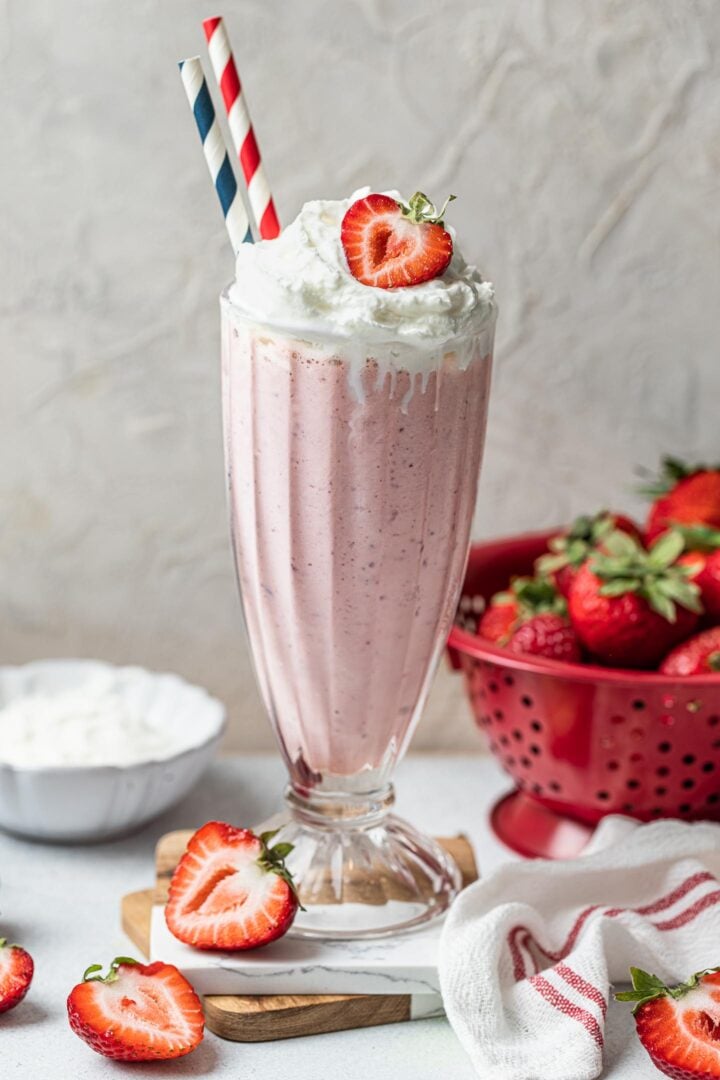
(491, 790), (593, 859)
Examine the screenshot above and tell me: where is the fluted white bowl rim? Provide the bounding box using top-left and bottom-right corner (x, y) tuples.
(0, 658), (227, 776)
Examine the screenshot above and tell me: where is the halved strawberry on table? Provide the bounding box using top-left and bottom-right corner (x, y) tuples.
(0, 938), (33, 1014)
(643, 456), (720, 543)
(568, 529), (702, 668)
(617, 966), (720, 1080)
(67, 957), (204, 1061)
(165, 821), (300, 951)
(536, 511), (642, 598)
(341, 191), (455, 288)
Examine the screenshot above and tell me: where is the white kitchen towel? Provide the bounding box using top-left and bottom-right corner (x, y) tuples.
(439, 816), (720, 1080)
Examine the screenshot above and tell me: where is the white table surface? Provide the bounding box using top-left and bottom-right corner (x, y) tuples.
(0, 753), (655, 1079)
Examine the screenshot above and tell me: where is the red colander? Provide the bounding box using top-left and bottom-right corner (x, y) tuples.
(447, 531), (720, 859)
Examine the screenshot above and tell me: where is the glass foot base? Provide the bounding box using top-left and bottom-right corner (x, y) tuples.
(259, 785), (462, 940)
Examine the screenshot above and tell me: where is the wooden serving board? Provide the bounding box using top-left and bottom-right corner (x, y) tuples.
(121, 831), (477, 1042)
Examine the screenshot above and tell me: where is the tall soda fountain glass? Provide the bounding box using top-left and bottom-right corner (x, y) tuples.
(221, 193), (496, 938)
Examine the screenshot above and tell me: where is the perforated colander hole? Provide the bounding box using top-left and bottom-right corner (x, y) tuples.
(708, 793), (720, 805)
(520, 756), (532, 768)
(512, 729), (523, 741)
(632, 699), (646, 711)
(658, 742), (672, 753)
(650, 808), (663, 817)
(702, 762), (715, 773)
(682, 779), (696, 790)
(493, 709), (504, 721)
(549, 781), (562, 793)
(678, 803), (692, 814)
(627, 779), (641, 790)
(503, 675), (515, 687)
(505, 755), (516, 767)
(683, 754), (696, 765)
(499, 735), (510, 747)
(708, 715), (720, 727)
(521, 695), (533, 708)
(488, 681), (499, 693)
(657, 766), (670, 777)
(655, 786), (667, 796)
(596, 791), (610, 801)
(531, 783), (543, 796)
(622, 802), (634, 813)
(607, 761), (620, 771)
(529, 744), (541, 756)
(530, 720), (542, 733)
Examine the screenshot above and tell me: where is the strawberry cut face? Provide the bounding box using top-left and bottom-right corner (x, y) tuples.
(341, 193), (454, 289)
(0, 940), (33, 1014)
(631, 971), (720, 1080)
(67, 959), (204, 1061)
(165, 821), (299, 951)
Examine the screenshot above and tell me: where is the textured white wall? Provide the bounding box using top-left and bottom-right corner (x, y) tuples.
(2, 1), (719, 752)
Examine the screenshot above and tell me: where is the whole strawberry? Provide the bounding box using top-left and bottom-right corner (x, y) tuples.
(507, 613), (582, 663)
(67, 957), (203, 1061)
(644, 457), (720, 543)
(478, 575), (566, 645)
(165, 822), (300, 950)
(537, 511), (642, 598)
(341, 191), (455, 289)
(0, 938), (33, 1014)
(617, 966), (720, 1079)
(568, 529), (701, 668)
(660, 626), (720, 676)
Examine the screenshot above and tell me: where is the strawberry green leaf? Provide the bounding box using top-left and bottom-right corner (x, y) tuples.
(647, 530), (685, 569)
(709, 652), (720, 672)
(599, 579), (641, 598)
(677, 524), (720, 552)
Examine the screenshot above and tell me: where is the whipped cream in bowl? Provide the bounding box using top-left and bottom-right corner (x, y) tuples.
(0, 660), (226, 842)
(229, 187), (497, 345)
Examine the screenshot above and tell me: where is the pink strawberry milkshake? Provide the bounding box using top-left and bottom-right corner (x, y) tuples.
(222, 190), (496, 791)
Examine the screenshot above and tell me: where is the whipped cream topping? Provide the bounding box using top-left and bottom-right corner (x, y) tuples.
(229, 188), (496, 344)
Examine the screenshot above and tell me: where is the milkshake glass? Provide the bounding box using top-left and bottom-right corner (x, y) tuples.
(222, 192), (496, 937)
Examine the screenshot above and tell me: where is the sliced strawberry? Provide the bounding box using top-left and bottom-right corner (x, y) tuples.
(341, 191), (454, 289)
(617, 966), (720, 1079)
(659, 626), (720, 676)
(165, 822), (299, 951)
(508, 613), (582, 663)
(67, 957), (203, 1061)
(0, 938), (33, 1014)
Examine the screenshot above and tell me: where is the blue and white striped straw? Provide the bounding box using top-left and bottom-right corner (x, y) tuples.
(178, 56), (253, 253)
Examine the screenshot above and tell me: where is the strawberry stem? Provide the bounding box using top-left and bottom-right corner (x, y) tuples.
(616, 966), (720, 1013)
(83, 957), (139, 984)
(258, 830), (305, 910)
(400, 191), (456, 227)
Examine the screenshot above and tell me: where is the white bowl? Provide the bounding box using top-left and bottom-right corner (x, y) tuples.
(0, 660), (226, 843)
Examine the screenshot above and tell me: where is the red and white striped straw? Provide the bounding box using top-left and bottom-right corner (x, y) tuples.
(203, 15), (281, 240)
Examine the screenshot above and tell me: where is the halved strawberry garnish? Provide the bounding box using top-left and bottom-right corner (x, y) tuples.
(617, 966), (720, 1079)
(0, 938), (33, 1014)
(165, 821), (299, 951)
(67, 957), (204, 1061)
(341, 191), (454, 288)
